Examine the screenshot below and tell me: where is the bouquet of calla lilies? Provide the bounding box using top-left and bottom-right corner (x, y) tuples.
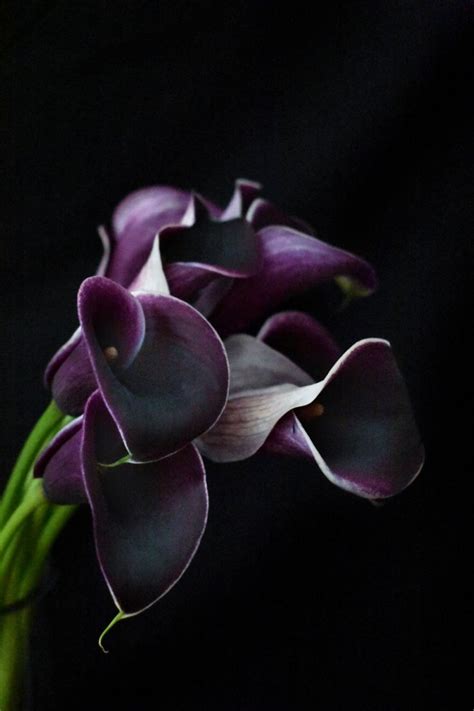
(0, 179), (424, 709)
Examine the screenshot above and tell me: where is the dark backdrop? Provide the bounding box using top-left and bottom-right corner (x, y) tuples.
(1, 2), (471, 709)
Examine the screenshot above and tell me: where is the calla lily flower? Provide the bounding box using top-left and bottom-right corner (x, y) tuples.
(198, 311), (424, 500)
(97, 178), (377, 332)
(46, 179), (376, 411)
(35, 275), (229, 615)
(46, 275), (229, 452)
(35, 392), (209, 616)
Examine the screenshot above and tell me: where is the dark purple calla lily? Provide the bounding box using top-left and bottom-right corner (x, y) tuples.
(93, 178), (376, 328)
(47, 276), (229, 461)
(36, 391), (208, 616)
(35, 275), (229, 616)
(102, 185), (193, 287)
(198, 311), (424, 500)
(208, 226), (377, 336)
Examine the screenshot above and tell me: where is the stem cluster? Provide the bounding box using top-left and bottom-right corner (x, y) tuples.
(0, 402), (77, 711)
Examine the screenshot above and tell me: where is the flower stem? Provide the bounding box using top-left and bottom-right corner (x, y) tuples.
(0, 401), (64, 527)
(0, 480), (46, 555)
(0, 401), (78, 711)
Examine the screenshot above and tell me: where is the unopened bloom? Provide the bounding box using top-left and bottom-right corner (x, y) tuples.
(198, 311), (424, 500)
(35, 276), (229, 615)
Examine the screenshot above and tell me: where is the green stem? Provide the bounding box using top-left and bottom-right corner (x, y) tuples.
(0, 480), (46, 555)
(0, 401), (64, 526)
(0, 402), (78, 710)
(0, 605), (31, 711)
(18, 504), (76, 599)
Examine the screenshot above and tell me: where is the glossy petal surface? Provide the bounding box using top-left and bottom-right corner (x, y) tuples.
(35, 417), (86, 504)
(210, 226), (377, 335)
(220, 178), (262, 220)
(107, 186), (192, 286)
(160, 194), (260, 278)
(47, 333), (97, 415)
(82, 392), (208, 615)
(258, 311), (341, 381)
(79, 277), (229, 462)
(198, 335), (319, 461)
(296, 339), (425, 499)
(247, 197), (313, 233)
(199, 334), (424, 499)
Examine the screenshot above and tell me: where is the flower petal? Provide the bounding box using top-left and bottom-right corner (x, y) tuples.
(225, 334), (313, 395)
(161, 194), (260, 279)
(220, 178), (262, 220)
(295, 339), (425, 499)
(106, 186), (192, 286)
(96, 226), (112, 277)
(82, 392), (208, 615)
(210, 226), (377, 335)
(258, 311), (341, 381)
(129, 236), (170, 296)
(34, 417), (87, 504)
(197, 381), (320, 463)
(79, 276), (146, 371)
(197, 334), (318, 461)
(165, 262), (233, 306)
(80, 277), (229, 462)
(46, 331), (97, 415)
(246, 197), (314, 233)
(261, 412), (316, 460)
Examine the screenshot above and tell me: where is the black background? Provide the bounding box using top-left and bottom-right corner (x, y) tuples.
(1, 2), (472, 709)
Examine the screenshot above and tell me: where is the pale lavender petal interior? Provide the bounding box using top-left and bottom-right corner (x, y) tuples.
(82, 392), (208, 615)
(224, 334), (313, 395)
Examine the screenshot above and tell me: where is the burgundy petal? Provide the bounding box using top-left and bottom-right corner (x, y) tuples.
(210, 226), (377, 336)
(106, 186), (192, 286)
(165, 262), (232, 305)
(160, 194), (260, 279)
(47, 332), (97, 416)
(294, 339), (425, 499)
(82, 392), (208, 615)
(220, 178), (262, 220)
(79, 276), (146, 373)
(44, 327), (82, 388)
(247, 197), (314, 233)
(79, 277), (229, 462)
(35, 417), (87, 504)
(261, 412), (316, 460)
(199, 333), (423, 500)
(258, 311), (342, 381)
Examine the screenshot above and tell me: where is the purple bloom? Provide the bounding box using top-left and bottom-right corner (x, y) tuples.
(35, 276), (229, 614)
(97, 179), (377, 334)
(46, 179), (376, 411)
(198, 311), (424, 500)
